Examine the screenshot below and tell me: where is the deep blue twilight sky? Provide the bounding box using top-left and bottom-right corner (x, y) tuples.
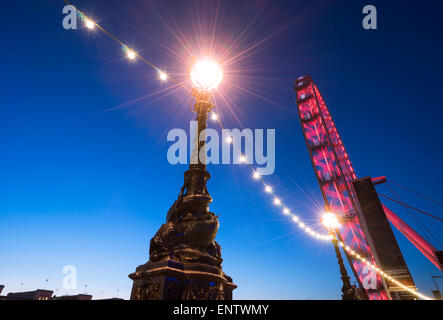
(1, 0), (442, 299)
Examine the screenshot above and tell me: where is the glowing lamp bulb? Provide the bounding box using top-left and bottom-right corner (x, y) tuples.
(211, 113), (218, 121)
(226, 136), (233, 144)
(283, 207), (290, 215)
(190, 58), (223, 91)
(85, 19), (95, 29)
(321, 212), (340, 230)
(265, 186), (272, 193)
(239, 155), (247, 163)
(253, 171), (260, 179)
(273, 198), (281, 206)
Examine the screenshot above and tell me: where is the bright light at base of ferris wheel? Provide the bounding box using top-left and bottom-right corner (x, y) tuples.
(190, 58), (223, 91)
(321, 212), (340, 230)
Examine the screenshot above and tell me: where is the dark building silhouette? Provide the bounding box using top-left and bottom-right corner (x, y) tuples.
(52, 294), (92, 300)
(0, 285), (121, 300)
(6, 289), (53, 300)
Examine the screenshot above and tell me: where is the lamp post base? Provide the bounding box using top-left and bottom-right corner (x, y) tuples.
(340, 275), (362, 300)
(129, 259), (236, 300)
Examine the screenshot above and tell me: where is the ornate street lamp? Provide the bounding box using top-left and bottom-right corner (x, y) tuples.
(321, 210), (362, 300)
(129, 58), (236, 300)
(189, 58), (223, 169)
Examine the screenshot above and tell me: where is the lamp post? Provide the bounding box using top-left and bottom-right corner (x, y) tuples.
(129, 58), (236, 300)
(322, 211), (361, 300)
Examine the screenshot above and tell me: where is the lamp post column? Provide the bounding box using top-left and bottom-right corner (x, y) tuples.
(331, 232), (361, 300)
(191, 90), (213, 169)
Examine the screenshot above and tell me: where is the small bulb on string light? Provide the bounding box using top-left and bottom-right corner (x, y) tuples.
(273, 197), (281, 206)
(126, 49), (136, 60)
(226, 136), (233, 144)
(158, 71), (168, 81)
(283, 207), (290, 215)
(253, 171), (260, 179)
(85, 19), (95, 29)
(292, 216), (298, 222)
(265, 186), (272, 193)
(211, 113), (218, 121)
(239, 155), (246, 163)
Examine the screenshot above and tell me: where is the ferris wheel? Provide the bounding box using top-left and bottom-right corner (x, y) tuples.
(294, 75), (442, 300)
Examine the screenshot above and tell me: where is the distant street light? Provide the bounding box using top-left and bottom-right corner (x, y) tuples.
(321, 211), (340, 230)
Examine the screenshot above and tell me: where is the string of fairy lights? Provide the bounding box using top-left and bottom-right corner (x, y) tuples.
(63, 0), (185, 89)
(62, 1), (433, 300)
